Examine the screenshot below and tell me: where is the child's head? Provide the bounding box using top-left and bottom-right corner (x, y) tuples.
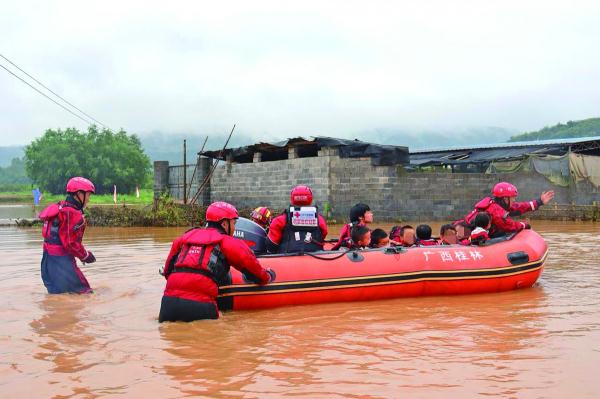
(416, 224), (432, 240)
(400, 225), (415, 246)
(369, 228), (389, 248)
(351, 225), (371, 247)
(440, 224), (457, 244)
(349, 203), (373, 224)
(473, 212), (491, 229)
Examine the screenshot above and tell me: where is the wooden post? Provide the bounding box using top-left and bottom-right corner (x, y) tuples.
(183, 139), (187, 204)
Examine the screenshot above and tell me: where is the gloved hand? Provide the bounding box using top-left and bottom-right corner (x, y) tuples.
(82, 251), (96, 264)
(265, 268), (276, 283)
(520, 222), (531, 230)
(158, 265), (165, 276)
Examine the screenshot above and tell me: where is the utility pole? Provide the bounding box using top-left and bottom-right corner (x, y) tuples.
(183, 139), (187, 204)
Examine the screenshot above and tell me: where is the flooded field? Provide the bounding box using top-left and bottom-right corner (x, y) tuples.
(0, 204), (38, 219)
(1, 221), (600, 398)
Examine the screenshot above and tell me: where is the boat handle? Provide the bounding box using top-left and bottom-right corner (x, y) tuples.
(346, 251), (365, 262)
(507, 251), (529, 265)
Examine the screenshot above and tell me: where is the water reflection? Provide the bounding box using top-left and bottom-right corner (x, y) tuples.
(1, 221), (598, 398)
(158, 285), (551, 397)
(159, 318), (273, 397)
(29, 295), (97, 397)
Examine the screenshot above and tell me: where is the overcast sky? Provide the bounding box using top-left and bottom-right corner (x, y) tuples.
(2, 1), (600, 146)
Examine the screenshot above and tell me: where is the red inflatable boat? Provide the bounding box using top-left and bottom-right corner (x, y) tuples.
(218, 229), (548, 311)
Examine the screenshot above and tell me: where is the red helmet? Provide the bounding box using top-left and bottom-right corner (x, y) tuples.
(493, 182), (518, 197)
(290, 185), (313, 206)
(251, 207), (272, 227)
(66, 177), (95, 193)
(206, 201), (239, 222)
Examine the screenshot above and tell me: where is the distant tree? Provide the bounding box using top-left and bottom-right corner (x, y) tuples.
(24, 126), (151, 194)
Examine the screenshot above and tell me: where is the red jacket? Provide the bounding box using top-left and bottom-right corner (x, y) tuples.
(417, 239), (438, 246)
(39, 200), (90, 259)
(464, 197), (539, 235)
(267, 213), (328, 246)
(162, 227), (270, 304)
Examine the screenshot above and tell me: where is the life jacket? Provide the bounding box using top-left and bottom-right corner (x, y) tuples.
(280, 206), (324, 253)
(169, 228), (231, 285)
(418, 239), (438, 246)
(461, 197), (495, 226)
(470, 227), (490, 246)
(40, 202), (62, 245)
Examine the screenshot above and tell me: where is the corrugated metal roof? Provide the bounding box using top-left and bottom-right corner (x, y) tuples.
(410, 135), (600, 154)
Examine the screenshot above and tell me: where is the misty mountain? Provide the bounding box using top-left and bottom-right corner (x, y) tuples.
(139, 126), (517, 163)
(0, 146), (25, 167)
(138, 131), (261, 164)
(1, 126), (518, 168)
(362, 126), (516, 150)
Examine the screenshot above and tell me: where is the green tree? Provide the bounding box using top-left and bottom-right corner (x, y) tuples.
(25, 126), (151, 194)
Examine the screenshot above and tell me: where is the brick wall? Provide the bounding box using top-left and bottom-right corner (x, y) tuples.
(158, 151), (600, 222)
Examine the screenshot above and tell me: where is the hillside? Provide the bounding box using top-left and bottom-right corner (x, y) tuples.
(509, 117), (600, 142)
(0, 146), (24, 167)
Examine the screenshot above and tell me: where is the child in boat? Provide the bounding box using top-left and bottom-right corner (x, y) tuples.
(350, 225), (371, 249)
(470, 212), (491, 246)
(369, 228), (390, 248)
(393, 225), (416, 247)
(332, 203), (373, 250)
(338, 225), (371, 250)
(454, 221), (472, 245)
(416, 224), (438, 246)
(438, 224), (458, 245)
(38, 177), (96, 294)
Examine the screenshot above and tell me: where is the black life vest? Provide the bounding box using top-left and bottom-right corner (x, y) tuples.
(280, 206), (324, 253)
(169, 230), (231, 285)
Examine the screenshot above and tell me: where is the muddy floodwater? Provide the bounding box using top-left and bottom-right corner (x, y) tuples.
(1, 221), (600, 398)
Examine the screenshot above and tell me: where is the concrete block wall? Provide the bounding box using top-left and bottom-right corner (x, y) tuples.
(210, 153), (331, 211)
(159, 150), (600, 221)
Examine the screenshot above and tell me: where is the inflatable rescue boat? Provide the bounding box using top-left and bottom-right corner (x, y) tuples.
(219, 219), (548, 311)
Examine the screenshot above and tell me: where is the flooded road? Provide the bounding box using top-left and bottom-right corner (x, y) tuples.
(1, 221), (599, 398)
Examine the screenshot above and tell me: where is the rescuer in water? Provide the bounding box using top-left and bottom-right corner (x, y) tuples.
(38, 177), (96, 294)
(159, 201), (274, 322)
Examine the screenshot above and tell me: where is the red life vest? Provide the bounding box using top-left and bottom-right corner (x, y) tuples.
(40, 202), (62, 245)
(462, 197), (495, 225)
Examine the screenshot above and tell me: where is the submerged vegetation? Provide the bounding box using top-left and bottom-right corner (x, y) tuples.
(15, 194), (266, 227)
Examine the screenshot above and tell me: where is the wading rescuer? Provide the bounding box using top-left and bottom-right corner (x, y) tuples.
(459, 182), (555, 237)
(38, 177), (96, 294)
(266, 185), (328, 253)
(159, 201), (274, 322)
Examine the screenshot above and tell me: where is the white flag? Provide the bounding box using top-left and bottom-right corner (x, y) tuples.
(113, 185), (117, 204)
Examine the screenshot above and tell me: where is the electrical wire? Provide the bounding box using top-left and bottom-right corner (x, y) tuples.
(0, 62), (94, 126)
(0, 53), (110, 129)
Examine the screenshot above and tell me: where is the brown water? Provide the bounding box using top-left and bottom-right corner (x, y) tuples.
(1, 222), (599, 398)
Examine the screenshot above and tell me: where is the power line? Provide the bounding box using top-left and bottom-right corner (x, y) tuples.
(0, 53), (110, 129)
(0, 62), (94, 126)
